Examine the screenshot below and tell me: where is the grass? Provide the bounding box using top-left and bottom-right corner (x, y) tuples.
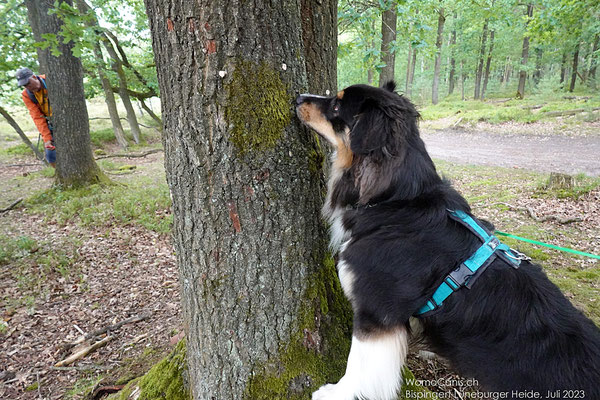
(26, 176), (172, 234)
(420, 91), (600, 124)
(534, 173), (600, 200)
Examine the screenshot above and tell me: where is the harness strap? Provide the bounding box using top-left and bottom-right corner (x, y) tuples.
(414, 210), (527, 316)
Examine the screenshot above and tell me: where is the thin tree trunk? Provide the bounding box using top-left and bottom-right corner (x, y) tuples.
(517, 3), (534, 99)
(144, 0), (351, 398)
(533, 47), (543, 85)
(139, 99), (162, 128)
(378, 5), (397, 87)
(75, 0), (128, 149)
(474, 19), (489, 99)
(431, 6), (445, 104)
(405, 46), (413, 94)
(448, 13), (457, 95)
(560, 51), (568, 85)
(0, 106), (46, 163)
(407, 49), (417, 98)
(101, 40), (142, 144)
(461, 60), (466, 101)
(26, 0), (107, 187)
(481, 30), (495, 100)
(589, 34), (599, 85)
(569, 42), (580, 92)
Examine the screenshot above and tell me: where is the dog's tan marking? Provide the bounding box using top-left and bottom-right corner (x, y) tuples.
(297, 103), (337, 146)
(333, 128), (353, 170)
(337, 90), (344, 99)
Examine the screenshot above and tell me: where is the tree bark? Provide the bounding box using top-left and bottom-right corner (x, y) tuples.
(517, 3), (533, 99)
(0, 106), (46, 163)
(24, 0), (49, 74)
(481, 30), (495, 100)
(378, 4), (397, 87)
(300, 0), (337, 94)
(144, 1), (351, 399)
(75, 0), (128, 149)
(474, 19), (489, 99)
(569, 42), (580, 92)
(448, 13), (457, 95)
(431, 6), (445, 104)
(25, 0), (106, 187)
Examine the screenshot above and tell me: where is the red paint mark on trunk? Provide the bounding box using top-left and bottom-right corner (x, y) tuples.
(187, 18), (195, 33)
(206, 40), (217, 54)
(228, 202), (241, 233)
(167, 18), (174, 32)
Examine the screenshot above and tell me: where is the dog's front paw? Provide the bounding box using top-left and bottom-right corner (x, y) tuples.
(312, 383), (355, 400)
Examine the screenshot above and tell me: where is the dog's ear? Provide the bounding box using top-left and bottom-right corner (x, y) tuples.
(350, 98), (393, 155)
(383, 80), (396, 93)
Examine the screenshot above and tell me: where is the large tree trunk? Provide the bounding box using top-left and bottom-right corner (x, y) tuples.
(448, 13), (457, 95)
(24, 0), (49, 74)
(481, 30), (495, 100)
(474, 19), (489, 100)
(569, 42), (580, 92)
(431, 6), (445, 104)
(517, 3), (534, 99)
(300, 0), (337, 94)
(378, 4), (397, 87)
(26, 0), (106, 187)
(144, 1), (351, 399)
(75, 0), (128, 149)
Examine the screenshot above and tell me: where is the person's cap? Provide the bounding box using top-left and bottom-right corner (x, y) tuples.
(16, 67), (34, 86)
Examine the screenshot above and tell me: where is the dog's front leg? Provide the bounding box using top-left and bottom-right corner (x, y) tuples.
(312, 325), (409, 400)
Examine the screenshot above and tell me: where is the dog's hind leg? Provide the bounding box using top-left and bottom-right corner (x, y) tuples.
(312, 326), (409, 400)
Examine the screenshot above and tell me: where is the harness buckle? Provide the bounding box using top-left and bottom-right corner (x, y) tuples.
(447, 263), (473, 289)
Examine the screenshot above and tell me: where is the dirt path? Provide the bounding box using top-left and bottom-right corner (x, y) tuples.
(421, 128), (600, 177)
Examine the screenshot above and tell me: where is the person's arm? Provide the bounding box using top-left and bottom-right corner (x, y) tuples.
(22, 91), (53, 146)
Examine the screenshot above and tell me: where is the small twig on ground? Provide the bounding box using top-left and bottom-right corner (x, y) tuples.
(66, 312), (152, 349)
(95, 148), (163, 160)
(55, 336), (114, 367)
(51, 365), (113, 372)
(0, 199), (23, 214)
(492, 202), (582, 224)
(5, 163), (44, 168)
(452, 116), (464, 127)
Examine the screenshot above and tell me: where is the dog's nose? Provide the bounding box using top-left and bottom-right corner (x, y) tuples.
(296, 94), (308, 106)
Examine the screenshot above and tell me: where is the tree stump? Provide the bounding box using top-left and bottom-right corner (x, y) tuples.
(546, 172), (575, 190)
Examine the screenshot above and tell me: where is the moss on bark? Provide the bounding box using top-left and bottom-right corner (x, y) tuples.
(225, 60), (292, 156)
(106, 340), (190, 400)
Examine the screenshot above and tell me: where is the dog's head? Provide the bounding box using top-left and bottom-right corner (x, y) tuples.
(296, 81), (432, 205)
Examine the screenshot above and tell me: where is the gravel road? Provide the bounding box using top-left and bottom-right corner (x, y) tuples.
(421, 129), (600, 177)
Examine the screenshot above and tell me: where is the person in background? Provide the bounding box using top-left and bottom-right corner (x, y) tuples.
(16, 67), (55, 168)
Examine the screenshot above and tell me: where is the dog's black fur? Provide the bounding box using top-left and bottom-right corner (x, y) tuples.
(296, 82), (600, 398)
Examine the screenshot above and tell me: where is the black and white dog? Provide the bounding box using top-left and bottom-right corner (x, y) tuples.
(295, 82), (600, 400)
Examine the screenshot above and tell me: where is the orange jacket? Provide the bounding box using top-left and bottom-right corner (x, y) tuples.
(21, 75), (53, 143)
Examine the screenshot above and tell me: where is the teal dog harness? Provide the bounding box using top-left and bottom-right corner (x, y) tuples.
(415, 210), (528, 316)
